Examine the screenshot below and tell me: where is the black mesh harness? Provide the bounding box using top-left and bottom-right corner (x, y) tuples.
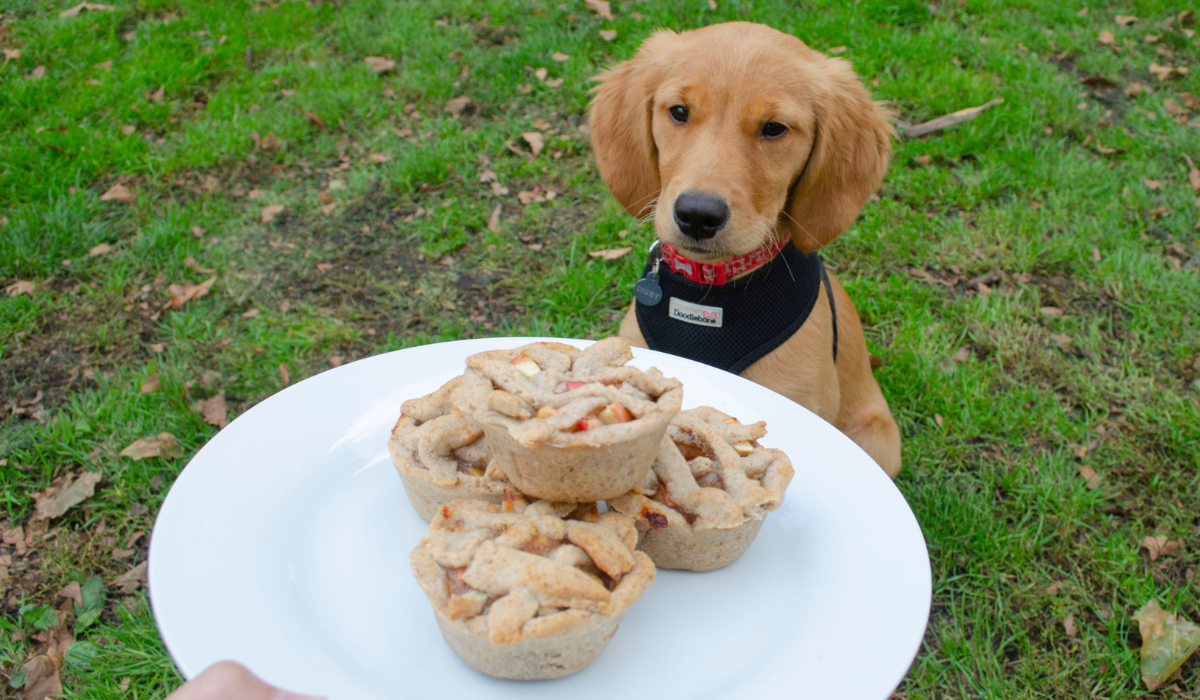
(634, 241), (838, 375)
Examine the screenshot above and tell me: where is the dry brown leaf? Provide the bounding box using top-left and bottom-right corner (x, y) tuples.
(1063, 613), (1078, 638)
(1040, 306), (1064, 317)
(1091, 247), (1101, 262)
(599, 29), (617, 42)
(191, 226), (205, 238)
(100, 183), (135, 203)
(184, 256), (214, 274)
(139, 373), (160, 394)
(33, 471), (101, 521)
(1133, 600), (1200, 690)
(1140, 535), (1183, 561)
(316, 262), (335, 273)
(6, 280), (35, 296)
(544, 77), (564, 88)
(949, 347), (970, 363)
(59, 2), (112, 18)
(201, 395), (228, 429)
(516, 187), (557, 204)
(247, 188), (267, 199)
(111, 561), (147, 594)
(3, 49), (22, 62)
(1149, 63), (1178, 81)
(57, 581), (83, 607)
(241, 308), (259, 318)
(828, 46), (848, 54)
(304, 112), (325, 128)
(146, 85), (164, 103)
(1144, 179), (1163, 190)
(1098, 30), (1115, 45)
(329, 355), (345, 368)
(168, 276), (215, 310)
(587, 247), (633, 260)
(364, 56), (396, 73)
(1078, 464), (1102, 489)
(27, 65), (46, 80)
(88, 243), (113, 256)
(1125, 82), (1148, 96)
(20, 653), (63, 700)
(934, 413), (944, 427)
(534, 67), (548, 82)
(1184, 154), (1200, 191)
(522, 131), (545, 157)
(319, 202), (336, 215)
(279, 363), (290, 386)
(1115, 15), (1138, 25)
(914, 154), (931, 167)
(487, 205), (502, 233)
(551, 52), (570, 62)
(261, 204), (285, 223)
(479, 169), (497, 183)
(585, 0), (614, 20)
(1045, 581), (1063, 595)
(368, 153), (392, 164)
(444, 95), (471, 115)
(118, 433), (182, 460)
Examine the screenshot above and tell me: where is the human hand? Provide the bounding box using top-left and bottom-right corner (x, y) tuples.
(165, 661), (324, 700)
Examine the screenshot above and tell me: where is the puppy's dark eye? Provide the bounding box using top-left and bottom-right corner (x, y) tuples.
(762, 122), (788, 139)
(668, 105), (689, 124)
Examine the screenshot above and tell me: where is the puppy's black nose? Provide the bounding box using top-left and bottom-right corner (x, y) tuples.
(673, 192), (729, 240)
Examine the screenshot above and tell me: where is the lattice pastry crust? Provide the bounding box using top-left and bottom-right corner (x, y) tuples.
(608, 407), (794, 571)
(453, 338), (683, 502)
(411, 496), (655, 679)
(389, 375), (510, 521)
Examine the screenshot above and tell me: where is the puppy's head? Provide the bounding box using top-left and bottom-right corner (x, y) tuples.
(589, 22), (892, 260)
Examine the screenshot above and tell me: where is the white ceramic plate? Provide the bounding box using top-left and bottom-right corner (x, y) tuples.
(149, 338), (930, 700)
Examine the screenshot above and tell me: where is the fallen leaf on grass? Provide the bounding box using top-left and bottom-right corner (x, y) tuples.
(88, 243), (113, 256)
(913, 154), (931, 167)
(1115, 15), (1138, 25)
(1140, 535), (1183, 561)
(588, 247), (632, 260)
(248, 188), (267, 199)
(184, 256), (213, 274)
(33, 471), (101, 521)
(1184, 155), (1200, 191)
(201, 395), (228, 428)
(444, 95), (471, 115)
(146, 85), (164, 103)
(6, 280), (35, 296)
(100, 183), (135, 203)
(1098, 30), (1115, 44)
(316, 263), (335, 273)
(3, 49), (21, 62)
(111, 561), (147, 594)
(167, 276), (215, 310)
(191, 226), (205, 238)
(522, 131), (544, 157)
(319, 202), (336, 215)
(551, 52), (570, 62)
(329, 355), (345, 368)
(1078, 465), (1102, 489)
(479, 169), (497, 183)
(828, 46), (848, 54)
(260, 132), (281, 151)
(949, 347), (970, 363)
(240, 308), (258, 318)
(1133, 599), (1200, 690)
(364, 56), (396, 73)
(279, 364), (290, 386)
(57, 582), (83, 607)
(304, 112), (325, 128)
(118, 433), (182, 460)
(260, 204), (285, 223)
(1040, 306), (1064, 317)
(1045, 581), (1063, 595)
(19, 653), (63, 700)
(585, 0), (614, 20)
(1063, 613), (1078, 638)
(139, 373), (160, 394)
(902, 98), (1004, 138)
(1144, 179), (1163, 190)
(369, 153), (391, 163)
(517, 186), (557, 204)
(1149, 63), (1185, 81)
(488, 205), (501, 233)
(934, 414), (944, 427)
(59, 2), (112, 18)
(1080, 75), (1117, 89)
(544, 77), (564, 88)
(599, 29), (617, 42)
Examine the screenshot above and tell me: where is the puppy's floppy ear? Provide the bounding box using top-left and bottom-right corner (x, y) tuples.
(588, 30), (679, 218)
(786, 56), (894, 253)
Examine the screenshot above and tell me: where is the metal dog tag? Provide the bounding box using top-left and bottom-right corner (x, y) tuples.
(634, 276), (663, 306)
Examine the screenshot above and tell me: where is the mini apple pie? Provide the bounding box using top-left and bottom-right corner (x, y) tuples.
(608, 407), (794, 571)
(411, 496), (656, 680)
(456, 337), (683, 503)
(389, 376), (511, 521)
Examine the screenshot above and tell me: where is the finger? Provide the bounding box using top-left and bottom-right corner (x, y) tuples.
(165, 661), (325, 700)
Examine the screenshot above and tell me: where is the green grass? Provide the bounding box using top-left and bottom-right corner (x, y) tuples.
(2, 0), (1199, 697)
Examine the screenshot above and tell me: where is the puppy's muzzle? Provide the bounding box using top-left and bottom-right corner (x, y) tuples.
(673, 191), (730, 240)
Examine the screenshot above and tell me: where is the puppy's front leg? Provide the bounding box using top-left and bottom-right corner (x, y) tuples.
(617, 303), (648, 349)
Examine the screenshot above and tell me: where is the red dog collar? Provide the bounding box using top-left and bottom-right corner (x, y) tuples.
(659, 237), (791, 285)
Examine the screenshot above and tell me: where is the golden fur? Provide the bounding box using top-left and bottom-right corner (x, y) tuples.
(589, 22), (901, 477)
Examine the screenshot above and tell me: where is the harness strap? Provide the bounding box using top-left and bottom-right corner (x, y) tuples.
(819, 262), (838, 365)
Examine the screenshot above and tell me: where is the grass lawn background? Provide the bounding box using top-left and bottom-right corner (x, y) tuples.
(2, 0), (1199, 697)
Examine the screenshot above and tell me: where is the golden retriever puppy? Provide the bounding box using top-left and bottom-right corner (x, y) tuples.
(589, 21), (901, 477)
